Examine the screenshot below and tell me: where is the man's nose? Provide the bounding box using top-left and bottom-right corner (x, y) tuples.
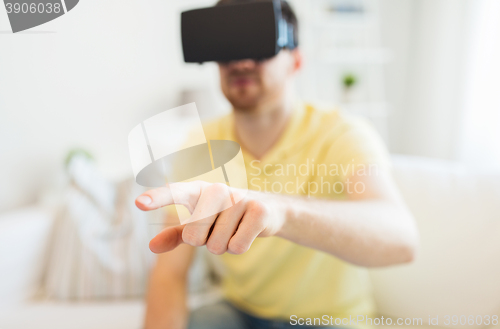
(227, 59), (258, 71)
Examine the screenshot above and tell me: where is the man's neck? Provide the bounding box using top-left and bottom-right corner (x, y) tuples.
(233, 96), (293, 160)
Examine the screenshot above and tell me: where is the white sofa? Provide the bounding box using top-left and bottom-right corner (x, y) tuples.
(1, 155), (499, 329)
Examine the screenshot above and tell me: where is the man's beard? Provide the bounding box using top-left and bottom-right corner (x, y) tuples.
(228, 94), (262, 111)
(225, 87), (263, 111)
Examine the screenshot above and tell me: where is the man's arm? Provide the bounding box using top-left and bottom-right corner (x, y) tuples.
(276, 170), (419, 267)
(136, 169), (418, 267)
(144, 241), (195, 329)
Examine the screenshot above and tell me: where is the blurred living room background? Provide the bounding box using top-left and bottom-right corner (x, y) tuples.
(1, 0), (499, 328)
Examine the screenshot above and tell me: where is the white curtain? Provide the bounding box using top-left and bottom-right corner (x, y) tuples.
(458, 0), (500, 169)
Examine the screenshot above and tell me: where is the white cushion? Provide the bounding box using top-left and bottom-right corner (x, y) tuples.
(43, 174), (154, 300)
(0, 207), (54, 306)
(370, 155), (500, 328)
(0, 300), (144, 329)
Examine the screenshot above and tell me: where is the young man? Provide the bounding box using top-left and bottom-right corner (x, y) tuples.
(137, 1), (419, 328)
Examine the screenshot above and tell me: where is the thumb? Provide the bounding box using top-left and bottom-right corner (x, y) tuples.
(149, 224), (186, 253)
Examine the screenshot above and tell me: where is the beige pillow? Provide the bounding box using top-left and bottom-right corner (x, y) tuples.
(43, 155), (154, 300)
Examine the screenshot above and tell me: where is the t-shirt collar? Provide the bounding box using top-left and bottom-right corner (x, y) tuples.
(227, 102), (308, 167)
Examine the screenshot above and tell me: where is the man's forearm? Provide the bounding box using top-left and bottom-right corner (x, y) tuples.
(144, 271), (189, 329)
(275, 196), (419, 267)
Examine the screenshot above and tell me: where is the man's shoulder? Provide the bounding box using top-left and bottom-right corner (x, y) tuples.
(304, 103), (390, 168)
(301, 102), (375, 139)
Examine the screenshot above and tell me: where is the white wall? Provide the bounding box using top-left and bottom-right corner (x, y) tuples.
(0, 0), (227, 212)
(379, 0), (414, 154)
(382, 0), (472, 160)
(458, 0), (500, 169)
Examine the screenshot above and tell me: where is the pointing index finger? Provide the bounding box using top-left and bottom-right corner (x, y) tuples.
(135, 181), (207, 212)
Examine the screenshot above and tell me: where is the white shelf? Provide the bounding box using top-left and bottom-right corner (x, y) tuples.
(340, 101), (390, 117)
(318, 48), (393, 64)
(290, 0), (390, 143)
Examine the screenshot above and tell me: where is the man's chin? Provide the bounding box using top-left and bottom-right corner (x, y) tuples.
(227, 92), (261, 111)
(229, 98), (261, 111)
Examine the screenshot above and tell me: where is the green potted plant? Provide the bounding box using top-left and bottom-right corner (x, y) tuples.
(342, 73), (357, 104)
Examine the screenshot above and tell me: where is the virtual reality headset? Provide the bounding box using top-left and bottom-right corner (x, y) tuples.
(181, 0), (297, 63)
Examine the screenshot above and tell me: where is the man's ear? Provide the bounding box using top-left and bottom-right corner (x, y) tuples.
(291, 48), (303, 74)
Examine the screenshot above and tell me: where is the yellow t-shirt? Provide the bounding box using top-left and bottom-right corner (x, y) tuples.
(200, 103), (391, 326)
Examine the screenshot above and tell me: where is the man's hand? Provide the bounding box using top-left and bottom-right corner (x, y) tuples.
(136, 181), (285, 255)
(136, 171), (418, 266)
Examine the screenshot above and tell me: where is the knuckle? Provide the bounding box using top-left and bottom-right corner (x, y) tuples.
(246, 199), (266, 217)
(208, 183), (229, 195)
(206, 240), (227, 255)
(182, 228), (205, 247)
(231, 189), (247, 204)
(228, 240), (249, 255)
